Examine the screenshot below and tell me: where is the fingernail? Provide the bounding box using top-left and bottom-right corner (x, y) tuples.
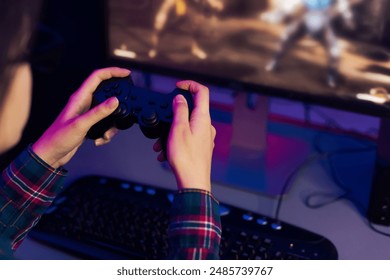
(106, 97), (119, 109)
(174, 94), (186, 104)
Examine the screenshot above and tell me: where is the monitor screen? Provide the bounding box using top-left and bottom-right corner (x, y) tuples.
(107, 0), (390, 116)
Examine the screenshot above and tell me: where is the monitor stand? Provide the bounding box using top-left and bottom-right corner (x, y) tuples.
(211, 92), (310, 198)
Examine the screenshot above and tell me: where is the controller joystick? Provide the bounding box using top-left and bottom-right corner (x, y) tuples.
(86, 76), (194, 149)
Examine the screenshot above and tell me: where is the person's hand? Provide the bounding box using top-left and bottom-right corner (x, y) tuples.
(153, 81), (216, 192)
(32, 67), (131, 169)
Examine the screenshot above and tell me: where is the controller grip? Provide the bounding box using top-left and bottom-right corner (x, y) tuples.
(86, 116), (116, 140)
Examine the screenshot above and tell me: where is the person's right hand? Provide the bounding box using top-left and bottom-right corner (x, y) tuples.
(153, 81), (216, 192)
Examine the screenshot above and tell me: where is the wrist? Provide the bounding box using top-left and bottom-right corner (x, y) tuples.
(31, 141), (61, 169)
(175, 176), (211, 192)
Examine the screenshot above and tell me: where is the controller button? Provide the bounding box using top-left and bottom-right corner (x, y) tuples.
(112, 83), (119, 89)
(130, 95), (137, 100)
(104, 87), (111, 92)
(114, 103), (128, 115)
(141, 110), (158, 126)
(148, 100), (156, 106)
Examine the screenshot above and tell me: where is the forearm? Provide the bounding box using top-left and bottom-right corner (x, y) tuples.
(168, 188), (221, 259)
(0, 145), (66, 251)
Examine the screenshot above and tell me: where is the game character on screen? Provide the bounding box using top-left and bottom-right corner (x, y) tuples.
(148, 0), (224, 60)
(261, 0), (357, 88)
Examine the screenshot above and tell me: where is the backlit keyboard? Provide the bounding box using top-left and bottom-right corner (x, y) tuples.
(30, 175), (338, 259)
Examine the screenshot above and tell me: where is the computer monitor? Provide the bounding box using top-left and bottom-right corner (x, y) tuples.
(105, 0), (389, 214)
(106, 0), (390, 117)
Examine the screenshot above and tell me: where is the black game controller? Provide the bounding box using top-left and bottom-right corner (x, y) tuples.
(86, 76), (194, 148)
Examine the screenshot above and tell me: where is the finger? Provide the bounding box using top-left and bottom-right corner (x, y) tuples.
(172, 94), (189, 128)
(157, 151), (166, 162)
(92, 127), (118, 146)
(176, 80), (209, 114)
(79, 67), (131, 97)
(153, 139), (162, 152)
(94, 138), (111, 147)
(103, 127), (119, 141)
(66, 67), (130, 117)
(76, 96), (119, 133)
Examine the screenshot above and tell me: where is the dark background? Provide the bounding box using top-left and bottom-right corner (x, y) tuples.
(0, 0), (106, 170)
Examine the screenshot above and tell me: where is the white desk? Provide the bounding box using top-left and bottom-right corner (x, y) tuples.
(15, 121), (390, 260)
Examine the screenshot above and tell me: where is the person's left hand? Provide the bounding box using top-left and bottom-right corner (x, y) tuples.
(32, 67), (130, 169)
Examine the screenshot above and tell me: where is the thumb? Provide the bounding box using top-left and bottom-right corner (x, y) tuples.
(77, 97), (119, 131)
(172, 94), (189, 127)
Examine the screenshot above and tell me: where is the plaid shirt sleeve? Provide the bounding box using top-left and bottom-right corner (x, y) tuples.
(0, 145), (67, 257)
(168, 188), (221, 260)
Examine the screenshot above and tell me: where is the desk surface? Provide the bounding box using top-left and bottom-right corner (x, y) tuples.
(16, 120), (390, 260)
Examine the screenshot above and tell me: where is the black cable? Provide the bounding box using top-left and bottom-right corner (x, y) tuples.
(318, 150), (390, 239)
(273, 153), (327, 223)
(304, 131), (375, 209)
(274, 130), (375, 223)
(368, 222), (390, 238)
(312, 130), (375, 206)
(302, 132), (390, 239)
(304, 191), (348, 209)
(270, 100), (379, 226)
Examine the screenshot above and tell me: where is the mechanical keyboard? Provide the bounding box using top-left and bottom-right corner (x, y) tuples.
(30, 175), (338, 259)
